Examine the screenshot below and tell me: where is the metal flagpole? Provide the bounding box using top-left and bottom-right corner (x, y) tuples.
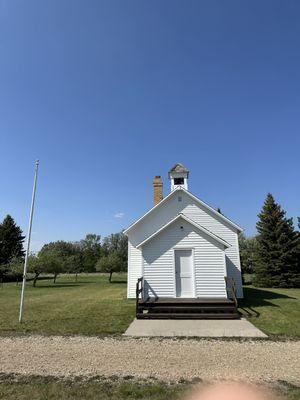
(19, 160), (39, 323)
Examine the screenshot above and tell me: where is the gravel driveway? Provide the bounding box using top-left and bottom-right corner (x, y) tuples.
(0, 336), (299, 384)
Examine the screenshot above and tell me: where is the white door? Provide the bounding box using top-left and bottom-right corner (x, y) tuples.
(175, 249), (194, 298)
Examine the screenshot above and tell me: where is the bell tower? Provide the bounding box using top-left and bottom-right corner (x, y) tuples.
(168, 163), (189, 191)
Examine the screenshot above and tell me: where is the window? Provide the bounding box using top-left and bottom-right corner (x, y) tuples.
(174, 177), (184, 185)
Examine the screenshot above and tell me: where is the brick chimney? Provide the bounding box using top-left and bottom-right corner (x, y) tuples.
(153, 175), (163, 205)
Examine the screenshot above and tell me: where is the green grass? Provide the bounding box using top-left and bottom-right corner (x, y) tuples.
(0, 376), (299, 400)
(0, 274), (135, 336)
(239, 286), (300, 338)
(0, 273), (299, 337)
(0, 376), (187, 400)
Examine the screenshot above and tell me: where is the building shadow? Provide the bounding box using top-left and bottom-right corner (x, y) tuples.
(238, 286), (296, 318)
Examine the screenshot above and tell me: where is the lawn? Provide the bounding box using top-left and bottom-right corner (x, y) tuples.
(0, 376), (187, 400)
(0, 273), (299, 337)
(0, 376), (299, 400)
(0, 274), (135, 336)
(238, 286), (300, 338)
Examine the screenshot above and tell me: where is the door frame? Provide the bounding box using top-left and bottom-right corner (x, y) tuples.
(172, 247), (196, 298)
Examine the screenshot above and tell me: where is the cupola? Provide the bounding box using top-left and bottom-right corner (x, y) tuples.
(168, 163), (189, 191)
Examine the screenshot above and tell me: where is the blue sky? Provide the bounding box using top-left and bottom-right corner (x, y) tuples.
(0, 0), (299, 251)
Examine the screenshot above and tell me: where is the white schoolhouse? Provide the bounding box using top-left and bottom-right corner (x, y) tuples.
(124, 164), (243, 318)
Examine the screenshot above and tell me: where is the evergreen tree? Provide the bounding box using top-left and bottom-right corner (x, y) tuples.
(0, 215), (25, 265)
(254, 194), (300, 288)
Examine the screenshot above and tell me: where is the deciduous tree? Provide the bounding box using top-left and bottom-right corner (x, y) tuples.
(96, 251), (125, 282)
(39, 240), (83, 280)
(41, 253), (64, 283)
(80, 234), (102, 272)
(239, 233), (258, 274)
(27, 254), (45, 287)
(102, 232), (127, 271)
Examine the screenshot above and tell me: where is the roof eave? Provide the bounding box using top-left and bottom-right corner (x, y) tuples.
(124, 187), (243, 234)
(123, 187), (182, 234)
(181, 188), (244, 232)
(136, 213), (231, 249)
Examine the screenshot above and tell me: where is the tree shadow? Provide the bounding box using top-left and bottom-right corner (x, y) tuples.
(63, 281), (95, 284)
(34, 284), (83, 289)
(27, 276), (53, 282)
(110, 280), (127, 284)
(238, 287), (296, 318)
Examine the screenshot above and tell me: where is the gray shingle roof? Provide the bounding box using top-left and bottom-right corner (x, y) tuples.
(168, 163), (189, 176)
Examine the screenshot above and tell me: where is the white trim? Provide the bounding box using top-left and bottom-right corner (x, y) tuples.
(173, 247), (196, 298)
(127, 241), (131, 298)
(183, 188), (243, 232)
(123, 188), (180, 234)
(192, 248), (196, 298)
(170, 173), (188, 191)
(136, 213), (231, 249)
(223, 250), (227, 278)
(124, 187), (243, 234)
(172, 249), (176, 298)
(235, 231), (242, 271)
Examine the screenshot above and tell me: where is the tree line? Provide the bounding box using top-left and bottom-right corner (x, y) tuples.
(239, 193), (300, 288)
(1, 192), (299, 288)
(0, 216), (127, 284)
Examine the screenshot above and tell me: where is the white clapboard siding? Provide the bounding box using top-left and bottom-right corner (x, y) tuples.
(142, 219), (227, 298)
(127, 190), (243, 298)
(128, 193), (186, 247)
(181, 201), (243, 297)
(127, 240), (143, 298)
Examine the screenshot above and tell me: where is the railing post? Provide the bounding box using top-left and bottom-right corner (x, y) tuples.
(136, 277), (144, 317)
(224, 276), (238, 308)
(136, 279), (139, 316)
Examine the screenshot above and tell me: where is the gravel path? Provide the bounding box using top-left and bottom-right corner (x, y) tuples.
(0, 336), (299, 384)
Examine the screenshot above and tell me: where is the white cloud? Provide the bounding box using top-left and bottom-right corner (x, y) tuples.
(114, 212), (125, 219)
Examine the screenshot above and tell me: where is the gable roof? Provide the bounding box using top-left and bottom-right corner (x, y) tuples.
(168, 163), (189, 177)
(136, 213), (231, 249)
(124, 187), (243, 234)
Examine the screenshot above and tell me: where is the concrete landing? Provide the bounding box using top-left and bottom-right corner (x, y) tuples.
(124, 318), (267, 338)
